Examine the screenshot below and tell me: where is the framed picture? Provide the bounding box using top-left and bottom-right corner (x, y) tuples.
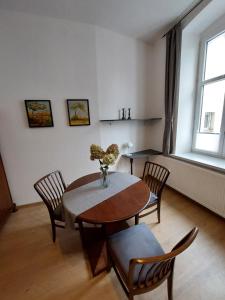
(67, 99), (90, 126)
(25, 100), (54, 128)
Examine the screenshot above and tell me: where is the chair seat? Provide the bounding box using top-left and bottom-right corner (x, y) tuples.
(148, 192), (158, 206)
(108, 223), (164, 285)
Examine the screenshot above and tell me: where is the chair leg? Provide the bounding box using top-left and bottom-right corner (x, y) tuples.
(106, 257), (112, 273)
(106, 238), (112, 273)
(167, 271), (174, 300)
(157, 203), (161, 223)
(51, 218), (56, 242)
(128, 294), (134, 300)
(78, 220), (86, 248)
(135, 214), (139, 225)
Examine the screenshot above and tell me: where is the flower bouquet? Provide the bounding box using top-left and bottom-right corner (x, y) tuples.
(90, 144), (119, 188)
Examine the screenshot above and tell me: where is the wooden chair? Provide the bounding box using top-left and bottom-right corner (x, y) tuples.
(34, 170), (67, 242)
(108, 223), (198, 300)
(136, 161), (170, 224)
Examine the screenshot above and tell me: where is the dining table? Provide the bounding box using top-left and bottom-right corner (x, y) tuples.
(63, 171), (150, 276)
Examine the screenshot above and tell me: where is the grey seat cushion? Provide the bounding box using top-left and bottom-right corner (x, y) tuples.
(149, 192), (158, 204)
(108, 223), (165, 285)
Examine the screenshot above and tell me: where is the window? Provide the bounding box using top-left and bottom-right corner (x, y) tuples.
(193, 31), (225, 156)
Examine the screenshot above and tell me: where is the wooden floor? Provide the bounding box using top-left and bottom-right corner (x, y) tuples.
(0, 187), (225, 300)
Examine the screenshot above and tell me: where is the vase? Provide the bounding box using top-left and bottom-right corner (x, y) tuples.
(100, 166), (109, 188)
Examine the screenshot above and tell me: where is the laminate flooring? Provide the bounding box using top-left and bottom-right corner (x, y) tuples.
(0, 187), (225, 300)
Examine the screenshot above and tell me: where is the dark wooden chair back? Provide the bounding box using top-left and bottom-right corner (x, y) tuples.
(34, 170), (66, 213)
(142, 161), (170, 198)
(128, 227), (198, 293)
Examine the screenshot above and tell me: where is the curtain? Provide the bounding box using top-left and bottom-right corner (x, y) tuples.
(163, 23), (182, 155)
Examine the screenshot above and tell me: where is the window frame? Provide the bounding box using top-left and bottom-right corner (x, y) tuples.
(192, 28), (225, 158)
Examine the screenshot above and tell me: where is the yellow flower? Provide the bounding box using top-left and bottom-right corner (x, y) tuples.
(102, 153), (116, 165)
(90, 144), (105, 160)
(90, 144), (119, 167)
(106, 144), (119, 159)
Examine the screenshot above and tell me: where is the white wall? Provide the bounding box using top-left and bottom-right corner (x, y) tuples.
(0, 10), (150, 205)
(148, 19), (225, 218)
(146, 38), (166, 151)
(3, 6), (224, 217)
(96, 27), (153, 176)
(96, 27), (150, 120)
(202, 14), (225, 40)
(175, 31), (199, 154)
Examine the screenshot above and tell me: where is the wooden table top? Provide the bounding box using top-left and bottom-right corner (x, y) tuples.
(65, 172), (150, 224)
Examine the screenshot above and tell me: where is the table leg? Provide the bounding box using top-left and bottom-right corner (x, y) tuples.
(130, 157), (133, 175)
(77, 220), (86, 247)
(78, 221), (130, 277)
(78, 223), (108, 277)
(102, 224), (111, 272)
(135, 214), (139, 225)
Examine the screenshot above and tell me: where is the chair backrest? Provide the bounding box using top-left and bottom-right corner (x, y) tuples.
(128, 227), (198, 290)
(142, 161), (170, 197)
(34, 170), (66, 211)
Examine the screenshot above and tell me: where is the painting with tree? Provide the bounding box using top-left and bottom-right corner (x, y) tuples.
(67, 99), (90, 126)
(25, 100), (53, 127)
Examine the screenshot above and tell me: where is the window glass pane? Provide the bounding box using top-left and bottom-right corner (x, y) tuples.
(204, 32), (225, 80)
(195, 133), (220, 152)
(199, 80), (225, 134)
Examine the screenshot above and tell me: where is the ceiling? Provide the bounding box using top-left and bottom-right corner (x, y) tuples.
(0, 0), (200, 43)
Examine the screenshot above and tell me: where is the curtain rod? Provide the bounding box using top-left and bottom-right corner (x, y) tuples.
(162, 0), (205, 38)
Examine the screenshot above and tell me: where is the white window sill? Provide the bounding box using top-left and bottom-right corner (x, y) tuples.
(170, 152), (225, 174)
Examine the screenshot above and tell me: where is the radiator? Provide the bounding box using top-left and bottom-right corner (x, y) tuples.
(151, 156), (225, 218)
